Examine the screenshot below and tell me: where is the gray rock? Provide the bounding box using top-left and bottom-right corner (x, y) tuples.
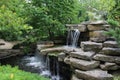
(70, 51), (95, 60)
(0, 39), (20, 49)
(64, 57), (71, 64)
(89, 31), (107, 42)
(75, 69), (113, 80)
(99, 48), (120, 56)
(71, 75), (83, 80)
(93, 54), (120, 63)
(0, 49), (23, 59)
(100, 62), (120, 70)
(66, 24), (87, 32)
(58, 52), (66, 61)
(70, 58), (100, 70)
(89, 21), (107, 25)
(81, 41), (102, 52)
(103, 41), (119, 48)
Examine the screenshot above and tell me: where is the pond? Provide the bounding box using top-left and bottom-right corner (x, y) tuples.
(0, 51), (72, 80)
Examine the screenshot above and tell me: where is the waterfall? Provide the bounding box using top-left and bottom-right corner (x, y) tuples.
(66, 29), (80, 47)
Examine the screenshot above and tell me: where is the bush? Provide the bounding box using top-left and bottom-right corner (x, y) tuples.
(0, 65), (49, 80)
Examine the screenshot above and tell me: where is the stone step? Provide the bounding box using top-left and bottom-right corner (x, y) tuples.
(75, 69), (113, 80)
(93, 54), (120, 64)
(70, 51), (95, 60)
(99, 47), (120, 56)
(69, 57), (100, 70)
(81, 41), (102, 52)
(103, 41), (119, 48)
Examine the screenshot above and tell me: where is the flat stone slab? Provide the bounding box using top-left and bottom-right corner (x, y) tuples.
(100, 62), (120, 70)
(99, 48), (120, 56)
(75, 69), (113, 80)
(93, 54), (120, 64)
(66, 24), (87, 32)
(70, 58), (100, 70)
(0, 39), (20, 49)
(103, 41), (119, 48)
(0, 49), (23, 59)
(70, 51), (95, 60)
(81, 41), (102, 52)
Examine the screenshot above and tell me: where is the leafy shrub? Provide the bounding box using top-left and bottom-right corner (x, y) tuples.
(0, 65), (49, 80)
(106, 19), (120, 45)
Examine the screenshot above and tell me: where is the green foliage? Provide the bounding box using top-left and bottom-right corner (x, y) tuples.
(108, 0), (120, 23)
(0, 65), (49, 80)
(27, 0), (80, 40)
(106, 19), (120, 45)
(0, 0), (34, 41)
(79, 0), (116, 21)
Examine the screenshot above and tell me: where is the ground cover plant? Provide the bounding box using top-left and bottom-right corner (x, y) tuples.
(0, 65), (49, 80)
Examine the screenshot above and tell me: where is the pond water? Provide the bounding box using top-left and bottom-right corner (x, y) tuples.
(0, 51), (71, 80)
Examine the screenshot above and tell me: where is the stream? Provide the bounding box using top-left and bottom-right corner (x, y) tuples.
(0, 51), (71, 80)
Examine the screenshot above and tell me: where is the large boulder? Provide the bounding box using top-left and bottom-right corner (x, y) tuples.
(81, 41), (102, 52)
(70, 51), (95, 60)
(99, 48), (120, 56)
(69, 58), (100, 70)
(100, 62), (120, 70)
(89, 31), (108, 42)
(75, 69), (113, 80)
(103, 41), (119, 48)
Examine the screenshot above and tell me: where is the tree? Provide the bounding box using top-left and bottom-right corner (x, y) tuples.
(0, 0), (33, 41)
(28, 0), (80, 40)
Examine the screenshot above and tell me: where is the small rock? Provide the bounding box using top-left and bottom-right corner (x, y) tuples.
(58, 52), (66, 61)
(75, 69), (113, 80)
(64, 57), (71, 64)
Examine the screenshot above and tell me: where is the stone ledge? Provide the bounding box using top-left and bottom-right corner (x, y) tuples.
(103, 41), (119, 48)
(70, 57), (100, 70)
(75, 69), (113, 80)
(93, 54), (120, 64)
(99, 48), (120, 56)
(70, 51), (95, 60)
(81, 41), (102, 52)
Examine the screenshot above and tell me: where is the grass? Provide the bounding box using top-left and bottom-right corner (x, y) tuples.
(114, 76), (120, 80)
(0, 65), (49, 80)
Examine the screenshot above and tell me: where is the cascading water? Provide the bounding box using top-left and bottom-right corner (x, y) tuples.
(66, 29), (80, 47)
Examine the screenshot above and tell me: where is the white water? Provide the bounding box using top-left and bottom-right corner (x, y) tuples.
(23, 54), (60, 80)
(66, 29), (80, 47)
